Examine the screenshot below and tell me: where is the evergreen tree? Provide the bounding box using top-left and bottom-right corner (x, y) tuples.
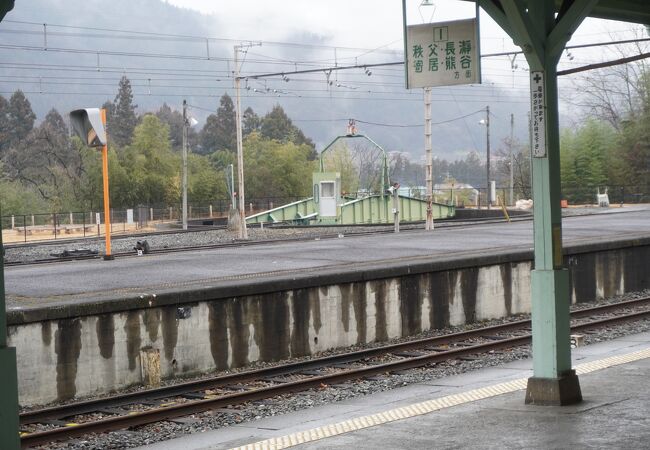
(260, 104), (316, 158)
(0, 95), (10, 154)
(110, 76), (138, 148)
(7, 89), (36, 147)
(199, 93), (236, 154)
(243, 106), (260, 136)
(101, 100), (114, 128)
(44, 108), (68, 134)
(155, 103), (198, 151)
(260, 104), (295, 142)
(560, 119), (614, 202)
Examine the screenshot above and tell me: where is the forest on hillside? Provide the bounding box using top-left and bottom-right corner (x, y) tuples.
(0, 65), (648, 215)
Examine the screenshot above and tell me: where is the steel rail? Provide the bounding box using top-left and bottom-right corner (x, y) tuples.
(22, 296), (648, 425)
(19, 297), (650, 446)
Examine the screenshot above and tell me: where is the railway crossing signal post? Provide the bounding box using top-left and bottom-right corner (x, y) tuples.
(70, 108), (114, 260)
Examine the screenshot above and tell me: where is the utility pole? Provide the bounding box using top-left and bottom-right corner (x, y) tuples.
(509, 113), (515, 206)
(234, 45), (248, 239)
(392, 184), (400, 233)
(228, 164), (235, 209)
(182, 100), (188, 231)
(485, 105), (491, 209)
(424, 87), (434, 230)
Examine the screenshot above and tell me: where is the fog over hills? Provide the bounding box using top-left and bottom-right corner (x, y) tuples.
(1, 0), (532, 161)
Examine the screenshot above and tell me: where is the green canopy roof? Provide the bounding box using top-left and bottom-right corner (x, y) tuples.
(465, 0), (650, 26)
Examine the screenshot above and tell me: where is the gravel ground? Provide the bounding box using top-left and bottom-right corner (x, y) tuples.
(5, 224), (416, 263)
(31, 289), (650, 450)
(5, 204), (642, 263)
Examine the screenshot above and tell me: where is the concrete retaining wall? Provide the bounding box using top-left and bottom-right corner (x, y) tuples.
(8, 239), (650, 406)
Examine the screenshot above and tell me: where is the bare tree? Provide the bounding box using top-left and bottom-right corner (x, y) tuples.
(566, 30), (649, 130)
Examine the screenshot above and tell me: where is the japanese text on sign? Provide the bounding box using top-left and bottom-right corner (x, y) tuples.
(530, 71), (546, 158)
(405, 18), (480, 89)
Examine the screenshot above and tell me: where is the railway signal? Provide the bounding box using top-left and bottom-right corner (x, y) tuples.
(69, 108), (114, 260)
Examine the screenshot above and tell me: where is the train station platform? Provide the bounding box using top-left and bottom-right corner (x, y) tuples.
(5, 205), (650, 321)
(6, 206), (650, 406)
(139, 330), (650, 450)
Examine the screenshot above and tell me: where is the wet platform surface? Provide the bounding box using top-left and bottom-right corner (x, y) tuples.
(138, 331), (650, 450)
(5, 206), (650, 314)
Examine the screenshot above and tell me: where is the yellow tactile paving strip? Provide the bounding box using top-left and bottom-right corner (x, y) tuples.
(231, 348), (650, 450)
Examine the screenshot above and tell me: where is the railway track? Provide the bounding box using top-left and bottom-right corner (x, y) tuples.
(19, 296), (650, 447)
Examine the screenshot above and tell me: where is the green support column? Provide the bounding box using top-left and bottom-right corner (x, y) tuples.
(529, 60), (574, 380)
(0, 211), (20, 449)
(0, 4), (20, 447)
(493, 0), (599, 405)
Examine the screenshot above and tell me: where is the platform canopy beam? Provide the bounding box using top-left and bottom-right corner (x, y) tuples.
(460, 0), (650, 405)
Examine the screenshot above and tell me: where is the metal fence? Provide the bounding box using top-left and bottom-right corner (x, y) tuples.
(0, 188), (646, 243)
(431, 185), (648, 208)
(0, 196), (305, 243)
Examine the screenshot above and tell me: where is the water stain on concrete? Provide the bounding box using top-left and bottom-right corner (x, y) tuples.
(596, 252), (622, 299)
(161, 307), (179, 362)
(142, 309), (161, 343)
(460, 268), (479, 323)
(341, 286), (351, 333)
(352, 283), (368, 345)
(340, 283), (368, 344)
(623, 247), (650, 293)
(227, 299), (251, 368)
(319, 286), (329, 298)
(310, 289), (322, 336)
(41, 321), (52, 347)
(373, 280), (388, 342)
(96, 315), (115, 359)
(400, 275), (422, 337)
(500, 264), (513, 316)
(54, 319), (82, 401)
(124, 311), (142, 371)
(571, 253), (597, 303)
(340, 283), (368, 340)
(252, 292), (290, 362)
(291, 289), (312, 357)
(208, 300), (229, 370)
(429, 271), (455, 329)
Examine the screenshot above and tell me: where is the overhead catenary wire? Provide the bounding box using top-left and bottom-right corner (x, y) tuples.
(2, 19), (403, 53)
(0, 18), (645, 120)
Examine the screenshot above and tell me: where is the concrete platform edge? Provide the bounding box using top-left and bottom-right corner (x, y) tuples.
(7, 234), (650, 325)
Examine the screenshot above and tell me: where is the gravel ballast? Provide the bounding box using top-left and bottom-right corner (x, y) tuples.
(29, 289), (650, 450)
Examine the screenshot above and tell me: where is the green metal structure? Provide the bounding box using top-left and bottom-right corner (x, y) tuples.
(246, 197), (318, 225)
(450, 0), (650, 405)
(247, 131), (455, 226)
(318, 132), (390, 197)
(246, 195), (455, 225)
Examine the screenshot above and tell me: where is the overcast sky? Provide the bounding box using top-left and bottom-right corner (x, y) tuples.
(3, 0), (647, 158)
(161, 1), (647, 136)
(165, 0), (641, 55)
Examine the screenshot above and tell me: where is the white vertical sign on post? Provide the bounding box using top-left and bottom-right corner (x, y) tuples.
(405, 18), (480, 89)
(530, 71), (547, 158)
